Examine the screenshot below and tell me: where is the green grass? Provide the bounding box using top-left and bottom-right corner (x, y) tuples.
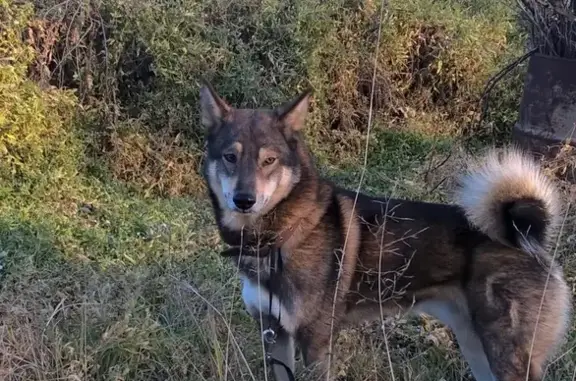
(0, 0), (575, 379)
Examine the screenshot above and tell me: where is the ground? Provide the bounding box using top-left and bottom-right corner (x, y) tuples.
(0, 0), (575, 380)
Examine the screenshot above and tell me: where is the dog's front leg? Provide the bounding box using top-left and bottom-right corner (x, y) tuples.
(297, 323), (333, 381)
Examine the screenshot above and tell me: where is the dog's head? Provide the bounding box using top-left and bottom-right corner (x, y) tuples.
(200, 81), (311, 229)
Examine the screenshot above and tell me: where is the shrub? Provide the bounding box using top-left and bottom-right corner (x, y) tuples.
(28, 0), (522, 195)
(0, 0), (80, 184)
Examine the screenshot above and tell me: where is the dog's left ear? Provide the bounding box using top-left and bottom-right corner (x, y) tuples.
(200, 79), (231, 131)
(276, 89), (312, 132)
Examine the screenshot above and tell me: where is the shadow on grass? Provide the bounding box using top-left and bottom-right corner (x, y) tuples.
(0, 217), (64, 280)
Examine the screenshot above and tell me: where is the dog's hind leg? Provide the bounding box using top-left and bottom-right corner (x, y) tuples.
(472, 305), (539, 381)
(416, 298), (497, 381)
(469, 269), (571, 381)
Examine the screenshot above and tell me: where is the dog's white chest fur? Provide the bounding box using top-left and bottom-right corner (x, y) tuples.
(240, 275), (296, 334)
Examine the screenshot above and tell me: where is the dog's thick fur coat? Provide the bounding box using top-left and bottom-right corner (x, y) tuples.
(201, 83), (572, 381)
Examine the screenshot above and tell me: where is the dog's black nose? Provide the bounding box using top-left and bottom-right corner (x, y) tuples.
(233, 193), (256, 211)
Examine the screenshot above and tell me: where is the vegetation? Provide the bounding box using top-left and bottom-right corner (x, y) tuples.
(516, 0), (576, 58)
(0, 0), (574, 380)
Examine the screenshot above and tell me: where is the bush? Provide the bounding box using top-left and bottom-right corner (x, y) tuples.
(26, 0), (522, 195)
(0, 0), (80, 184)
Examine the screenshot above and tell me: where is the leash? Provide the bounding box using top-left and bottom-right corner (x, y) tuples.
(262, 246), (296, 381)
(220, 222), (302, 381)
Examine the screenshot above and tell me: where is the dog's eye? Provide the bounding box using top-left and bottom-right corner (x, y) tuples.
(223, 154), (237, 164)
(262, 157), (276, 167)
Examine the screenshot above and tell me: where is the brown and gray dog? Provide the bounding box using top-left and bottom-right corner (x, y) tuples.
(200, 81), (572, 381)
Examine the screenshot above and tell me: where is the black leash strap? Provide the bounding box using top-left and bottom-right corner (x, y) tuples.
(261, 247), (296, 381)
(266, 354), (296, 381)
(221, 224), (301, 380)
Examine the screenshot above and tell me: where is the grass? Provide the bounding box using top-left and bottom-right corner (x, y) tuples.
(0, 0), (574, 380)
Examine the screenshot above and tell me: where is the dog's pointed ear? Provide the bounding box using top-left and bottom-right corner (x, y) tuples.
(200, 79), (231, 130)
(276, 88), (312, 132)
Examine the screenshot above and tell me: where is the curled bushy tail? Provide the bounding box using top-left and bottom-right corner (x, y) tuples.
(455, 148), (562, 257)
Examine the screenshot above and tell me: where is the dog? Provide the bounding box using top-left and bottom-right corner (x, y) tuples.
(200, 81), (572, 381)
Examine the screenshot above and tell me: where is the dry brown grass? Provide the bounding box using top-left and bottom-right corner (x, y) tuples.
(105, 127), (205, 197)
(540, 143), (576, 289)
